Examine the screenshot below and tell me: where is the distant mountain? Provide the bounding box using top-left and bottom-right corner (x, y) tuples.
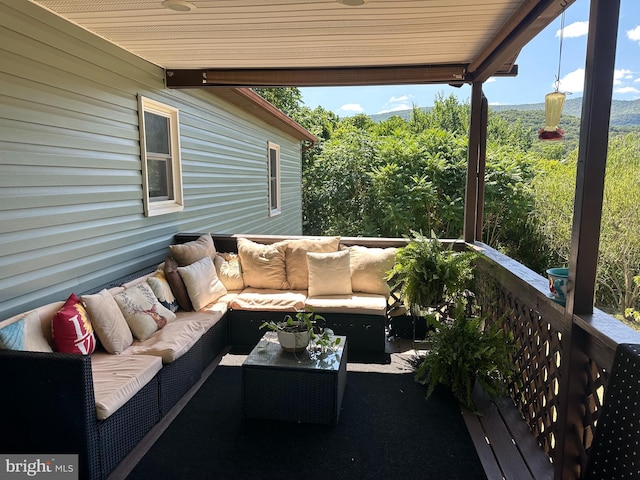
(369, 97), (640, 127)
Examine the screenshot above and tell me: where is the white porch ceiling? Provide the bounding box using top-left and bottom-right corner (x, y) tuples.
(31, 0), (573, 85)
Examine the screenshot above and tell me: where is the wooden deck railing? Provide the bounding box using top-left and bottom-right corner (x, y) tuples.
(472, 241), (640, 479)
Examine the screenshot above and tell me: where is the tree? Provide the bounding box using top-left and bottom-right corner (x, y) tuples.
(252, 87), (303, 118)
(532, 132), (640, 319)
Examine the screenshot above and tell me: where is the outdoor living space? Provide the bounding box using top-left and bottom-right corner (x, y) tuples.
(2, 1), (640, 480)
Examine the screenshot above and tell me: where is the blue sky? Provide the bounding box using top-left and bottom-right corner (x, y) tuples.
(300, 0), (640, 116)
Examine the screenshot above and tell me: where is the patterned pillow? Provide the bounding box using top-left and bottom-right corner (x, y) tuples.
(115, 282), (176, 342)
(147, 270), (179, 312)
(0, 310), (52, 352)
(52, 293), (97, 355)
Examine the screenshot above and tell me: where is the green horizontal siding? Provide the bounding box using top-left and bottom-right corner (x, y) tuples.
(0, 1), (303, 318)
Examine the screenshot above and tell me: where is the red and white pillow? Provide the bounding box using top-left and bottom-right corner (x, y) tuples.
(52, 293), (97, 355)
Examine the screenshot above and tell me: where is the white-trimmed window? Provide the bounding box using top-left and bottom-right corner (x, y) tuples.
(267, 142), (281, 216)
(138, 96), (183, 217)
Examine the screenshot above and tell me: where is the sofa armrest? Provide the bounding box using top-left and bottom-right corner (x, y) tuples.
(0, 350), (101, 479)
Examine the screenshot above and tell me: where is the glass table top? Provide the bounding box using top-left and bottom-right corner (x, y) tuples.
(243, 331), (346, 372)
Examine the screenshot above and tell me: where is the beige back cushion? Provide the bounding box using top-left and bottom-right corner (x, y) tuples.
(285, 237), (341, 290)
(82, 289), (133, 354)
(169, 234), (216, 266)
(307, 250), (353, 297)
(237, 237), (290, 290)
(349, 245), (398, 296)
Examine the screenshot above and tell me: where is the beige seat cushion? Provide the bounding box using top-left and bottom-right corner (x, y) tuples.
(121, 312), (223, 363)
(305, 293), (388, 316)
(237, 238), (290, 290)
(92, 352), (162, 420)
(285, 237), (340, 289)
(230, 288), (307, 312)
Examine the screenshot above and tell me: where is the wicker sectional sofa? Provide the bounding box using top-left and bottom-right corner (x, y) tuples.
(0, 233), (400, 480)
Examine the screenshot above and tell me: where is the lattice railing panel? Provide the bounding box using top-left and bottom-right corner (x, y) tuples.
(475, 261), (613, 477)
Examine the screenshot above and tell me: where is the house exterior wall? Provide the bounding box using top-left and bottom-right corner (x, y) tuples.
(0, 2), (303, 318)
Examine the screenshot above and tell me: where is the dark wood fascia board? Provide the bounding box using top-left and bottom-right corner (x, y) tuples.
(469, 0), (576, 82)
(207, 88), (316, 143)
(166, 64), (467, 88)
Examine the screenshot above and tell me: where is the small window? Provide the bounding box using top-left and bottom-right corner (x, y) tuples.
(267, 142), (281, 216)
(139, 96), (183, 217)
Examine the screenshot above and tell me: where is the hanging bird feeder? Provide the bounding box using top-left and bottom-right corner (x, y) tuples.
(538, 91), (566, 141)
(538, 8), (568, 141)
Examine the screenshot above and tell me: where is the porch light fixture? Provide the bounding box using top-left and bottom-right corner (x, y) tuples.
(162, 0), (196, 12)
(337, 0), (366, 6)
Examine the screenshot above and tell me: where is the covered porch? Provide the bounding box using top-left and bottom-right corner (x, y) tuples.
(13, 1), (640, 478)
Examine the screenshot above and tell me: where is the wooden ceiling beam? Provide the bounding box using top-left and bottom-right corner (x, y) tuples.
(166, 65), (467, 88)
(470, 0), (576, 82)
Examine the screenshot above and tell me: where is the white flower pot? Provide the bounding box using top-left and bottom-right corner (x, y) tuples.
(277, 329), (311, 352)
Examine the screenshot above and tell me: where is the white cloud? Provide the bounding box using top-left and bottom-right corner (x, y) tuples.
(615, 86), (640, 94)
(557, 68), (585, 94)
(635, 77), (640, 83)
(485, 77), (497, 83)
(628, 25), (640, 43)
(377, 104), (412, 114)
(557, 21), (588, 39)
(389, 95), (410, 103)
(339, 103), (364, 113)
(489, 101), (502, 106)
(614, 69), (634, 84)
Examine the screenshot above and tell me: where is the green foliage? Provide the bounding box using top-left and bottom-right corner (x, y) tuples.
(414, 306), (516, 412)
(532, 132), (640, 315)
(388, 232), (476, 310)
(252, 87), (303, 117)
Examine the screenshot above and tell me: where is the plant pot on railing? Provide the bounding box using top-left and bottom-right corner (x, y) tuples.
(546, 267), (568, 306)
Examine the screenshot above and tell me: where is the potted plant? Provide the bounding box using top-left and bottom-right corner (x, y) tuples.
(260, 308), (340, 353)
(414, 300), (516, 413)
(388, 231), (476, 337)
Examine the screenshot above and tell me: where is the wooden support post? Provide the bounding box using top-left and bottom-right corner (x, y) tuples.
(556, 1), (620, 478)
(475, 94), (488, 242)
(464, 82), (484, 243)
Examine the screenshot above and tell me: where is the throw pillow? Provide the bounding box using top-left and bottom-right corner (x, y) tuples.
(164, 256), (193, 311)
(237, 237), (290, 290)
(178, 256), (228, 311)
(307, 250), (353, 297)
(213, 253), (245, 291)
(52, 293), (97, 355)
(349, 245), (398, 296)
(169, 234), (216, 266)
(0, 310), (53, 352)
(114, 282), (176, 342)
(285, 237), (341, 290)
(147, 270), (179, 312)
(82, 289), (133, 354)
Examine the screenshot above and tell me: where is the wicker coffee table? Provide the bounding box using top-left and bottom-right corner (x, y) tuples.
(242, 331), (347, 425)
